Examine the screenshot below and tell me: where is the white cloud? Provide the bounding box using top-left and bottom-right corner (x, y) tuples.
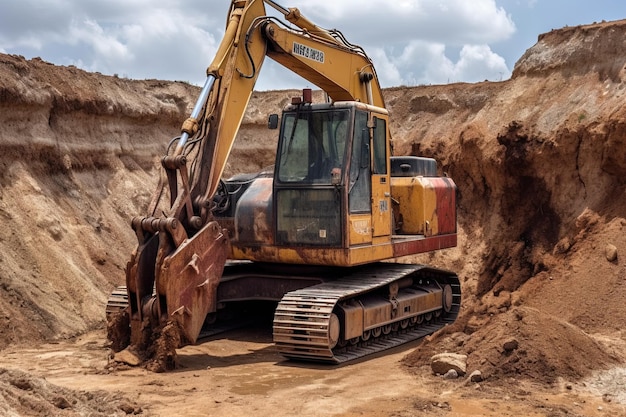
(286, 0), (515, 45)
(396, 41), (450, 85)
(455, 44), (509, 81)
(258, 0), (515, 88)
(362, 39), (510, 88)
(3, 0), (625, 90)
(368, 47), (404, 87)
(0, 0), (515, 88)
(69, 19), (132, 63)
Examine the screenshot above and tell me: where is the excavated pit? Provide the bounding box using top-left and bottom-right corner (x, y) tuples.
(0, 18), (626, 416)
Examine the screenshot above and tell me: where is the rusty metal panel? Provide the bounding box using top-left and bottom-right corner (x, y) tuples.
(390, 176), (456, 236)
(348, 213), (372, 246)
(360, 295), (392, 330)
(337, 301), (363, 340)
(392, 234), (457, 258)
(126, 234), (159, 320)
(396, 288), (442, 317)
(390, 176), (429, 234)
(414, 291), (442, 313)
(371, 174), (392, 238)
(157, 221), (229, 344)
(433, 177), (457, 234)
(233, 177), (273, 245)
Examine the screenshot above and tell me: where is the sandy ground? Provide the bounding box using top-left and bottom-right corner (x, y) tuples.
(1, 322), (625, 417)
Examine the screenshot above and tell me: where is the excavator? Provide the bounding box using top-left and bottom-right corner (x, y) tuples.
(106, 0), (460, 368)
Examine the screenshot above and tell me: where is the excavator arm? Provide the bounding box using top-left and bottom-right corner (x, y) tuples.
(187, 0), (386, 204)
(109, 0), (390, 366)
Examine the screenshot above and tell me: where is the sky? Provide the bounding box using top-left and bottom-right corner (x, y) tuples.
(1, 0), (625, 91)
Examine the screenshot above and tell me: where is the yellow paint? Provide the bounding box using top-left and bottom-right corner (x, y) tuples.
(390, 177), (439, 236)
(348, 214), (372, 245)
(371, 175), (392, 238)
(231, 240), (394, 267)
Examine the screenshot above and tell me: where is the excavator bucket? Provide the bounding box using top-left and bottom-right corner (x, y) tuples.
(112, 220), (229, 362)
(155, 221), (229, 345)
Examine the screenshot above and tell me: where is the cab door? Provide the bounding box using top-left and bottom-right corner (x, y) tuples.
(370, 115), (391, 239)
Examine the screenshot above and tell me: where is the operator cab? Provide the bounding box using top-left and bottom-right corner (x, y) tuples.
(272, 97), (391, 249)
(227, 93), (394, 265)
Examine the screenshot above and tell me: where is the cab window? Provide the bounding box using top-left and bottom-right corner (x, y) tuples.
(277, 109), (350, 184)
(349, 111), (371, 213)
(372, 117), (387, 175)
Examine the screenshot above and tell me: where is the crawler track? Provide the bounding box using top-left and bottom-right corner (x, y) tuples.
(105, 285), (128, 319)
(273, 263), (460, 363)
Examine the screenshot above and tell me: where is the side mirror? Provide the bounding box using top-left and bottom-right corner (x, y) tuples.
(268, 114), (279, 129)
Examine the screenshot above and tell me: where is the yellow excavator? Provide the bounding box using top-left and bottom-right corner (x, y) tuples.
(106, 0), (460, 367)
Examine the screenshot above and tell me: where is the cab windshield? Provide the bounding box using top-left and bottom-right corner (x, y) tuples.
(277, 108), (350, 184)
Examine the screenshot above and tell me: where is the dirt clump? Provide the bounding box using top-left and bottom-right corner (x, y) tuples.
(0, 367), (142, 416)
(107, 314), (181, 372)
(106, 310), (131, 353)
(143, 321), (182, 373)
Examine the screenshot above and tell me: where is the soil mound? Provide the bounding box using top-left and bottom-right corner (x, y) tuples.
(405, 306), (620, 384)
(0, 368), (141, 416)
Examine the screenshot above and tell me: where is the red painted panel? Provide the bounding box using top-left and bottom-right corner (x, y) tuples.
(392, 234), (457, 258)
(434, 177), (457, 234)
